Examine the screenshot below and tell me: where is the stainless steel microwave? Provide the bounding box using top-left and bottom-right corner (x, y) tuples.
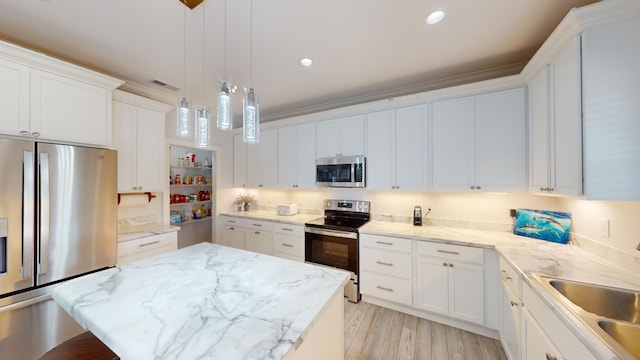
(315, 156), (366, 188)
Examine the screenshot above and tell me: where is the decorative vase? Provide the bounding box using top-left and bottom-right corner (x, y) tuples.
(243, 202), (250, 211)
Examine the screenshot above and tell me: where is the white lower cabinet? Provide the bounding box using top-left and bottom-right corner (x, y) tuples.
(117, 232), (178, 265)
(523, 309), (564, 360)
(500, 256), (523, 360)
(415, 242), (485, 325)
(272, 223), (305, 262)
(360, 234), (413, 306)
(220, 216), (245, 249)
(244, 220), (273, 255)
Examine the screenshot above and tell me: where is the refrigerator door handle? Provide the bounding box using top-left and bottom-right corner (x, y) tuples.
(22, 151), (34, 278)
(39, 152), (50, 276)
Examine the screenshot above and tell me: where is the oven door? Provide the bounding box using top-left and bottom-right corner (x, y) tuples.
(304, 227), (358, 275)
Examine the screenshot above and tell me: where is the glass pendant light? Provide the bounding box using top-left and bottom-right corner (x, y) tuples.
(243, 0), (260, 144)
(176, 7), (191, 138)
(194, 2), (210, 148)
(243, 88), (259, 143)
(195, 106), (211, 148)
(217, 81), (233, 130)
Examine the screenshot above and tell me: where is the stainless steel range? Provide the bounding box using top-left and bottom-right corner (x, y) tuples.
(304, 199), (370, 303)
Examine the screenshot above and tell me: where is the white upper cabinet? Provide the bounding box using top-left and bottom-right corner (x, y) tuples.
(528, 36), (582, 196)
(278, 123), (316, 189)
(30, 69), (109, 146)
(0, 58), (30, 137)
(432, 96), (477, 191)
(582, 18), (640, 200)
(316, 114), (365, 158)
(432, 87), (526, 192)
(246, 129), (278, 188)
(366, 104), (427, 190)
(112, 91), (171, 193)
(0, 40), (122, 146)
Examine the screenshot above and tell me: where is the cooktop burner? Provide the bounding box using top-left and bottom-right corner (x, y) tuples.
(305, 199), (370, 232)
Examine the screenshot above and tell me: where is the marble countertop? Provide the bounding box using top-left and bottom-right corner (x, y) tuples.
(117, 223), (180, 242)
(52, 243), (349, 360)
(219, 210), (321, 225)
(360, 220), (640, 359)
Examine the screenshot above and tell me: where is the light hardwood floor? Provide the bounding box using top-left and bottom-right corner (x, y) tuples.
(344, 300), (508, 360)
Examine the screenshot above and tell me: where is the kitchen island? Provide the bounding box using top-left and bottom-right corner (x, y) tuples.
(52, 242), (349, 359)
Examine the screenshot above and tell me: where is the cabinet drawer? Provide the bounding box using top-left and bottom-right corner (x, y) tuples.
(499, 256), (522, 296)
(523, 283), (597, 360)
(360, 247), (412, 279)
(361, 270), (412, 306)
(221, 216), (244, 228)
(273, 234), (304, 258)
(416, 241), (484, 264)
(117, 232), (177, 258)
(360, 234), (412, 253)
(246, 219), (273, 231)
(274, 223), (304, 236)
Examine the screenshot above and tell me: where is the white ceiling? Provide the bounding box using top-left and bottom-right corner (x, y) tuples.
(0, 0), (599, 125)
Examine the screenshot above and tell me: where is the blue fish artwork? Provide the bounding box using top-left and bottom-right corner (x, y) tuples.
(513, 209), (572, 244)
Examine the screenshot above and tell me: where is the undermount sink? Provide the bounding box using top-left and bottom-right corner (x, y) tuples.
(549, 278), (640, 324)
(534, 275), (640, 360)
(598, 319), (640, 359)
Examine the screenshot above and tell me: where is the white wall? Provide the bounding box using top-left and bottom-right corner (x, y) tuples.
(558, 198), (640, 255)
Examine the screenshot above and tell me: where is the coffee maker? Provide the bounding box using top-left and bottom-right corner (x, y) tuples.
(413, 206), (422, 226)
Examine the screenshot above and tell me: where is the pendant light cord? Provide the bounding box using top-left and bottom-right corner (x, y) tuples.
(183, 7), (187, 97)
(250, 0), (253, 86)
(202, 2), (205, 103)
(224, 0), (228, 78)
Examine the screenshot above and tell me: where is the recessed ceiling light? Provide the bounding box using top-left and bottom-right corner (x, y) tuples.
(300, 58), (313, 67)
(426, 10), (445, 25)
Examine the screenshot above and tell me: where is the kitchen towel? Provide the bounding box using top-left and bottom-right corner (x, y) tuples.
(513, 208), (572, 244)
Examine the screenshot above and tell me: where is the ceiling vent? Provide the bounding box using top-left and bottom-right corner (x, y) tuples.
(151, 79), (180, 92)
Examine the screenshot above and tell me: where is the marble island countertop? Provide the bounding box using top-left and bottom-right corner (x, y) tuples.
(52, 243), (349, 360)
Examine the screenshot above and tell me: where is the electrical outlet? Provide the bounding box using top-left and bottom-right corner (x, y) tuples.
(600, 218), (610, 238)
(509, 209), (517, 218)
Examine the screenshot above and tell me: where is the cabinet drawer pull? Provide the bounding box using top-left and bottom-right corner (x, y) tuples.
(437, 249), (460, 255)
(376, 285), (394, 292)
(229, 227), (235, 230)
(281, 228), (293, 232)
(545, 353), (557, 360)
(375, 261), (393, 267)
(139, 240), (160, 247)
(282, 243), (293, 248)
(255, 232), (260, 235)
(375, 241), (393, 246)
(228, 220), (236, 223)
(252, 223), (262, 227)
(500, 269), (512, 280)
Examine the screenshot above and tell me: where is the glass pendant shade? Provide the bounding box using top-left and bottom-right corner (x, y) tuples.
(176, 97), (191, 137)
(216, 82), (233, 130)
(243, 88), (260, 144)
(195, 106), (211, 148)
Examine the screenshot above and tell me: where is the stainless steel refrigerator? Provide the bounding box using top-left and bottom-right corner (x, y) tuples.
(0, 139), (117, 304)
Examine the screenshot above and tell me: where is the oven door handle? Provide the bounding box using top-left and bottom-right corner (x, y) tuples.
(304, 227), (358, 240)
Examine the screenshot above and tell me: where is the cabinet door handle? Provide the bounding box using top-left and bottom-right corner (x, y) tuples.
(282, 243), (293, 248)
(31, 131), (40, 137)
(545, 353), (557, 360)
(449, 263), (454, 267)
(375, 261), (393, 267)
(376, 285), (394, 292)
(255, 232), (260, 235)
(229, 227), (235, 230)
(470, 186), (475, 190)
(375, 241), (393, 246)
(510, 301), (520, 307)
(443, 262), (448, 267)
(281, 228), (293, 232)
(20, 130), (29, 136)
(139, 240), (160, 247)
(437, 249), (460, 255)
